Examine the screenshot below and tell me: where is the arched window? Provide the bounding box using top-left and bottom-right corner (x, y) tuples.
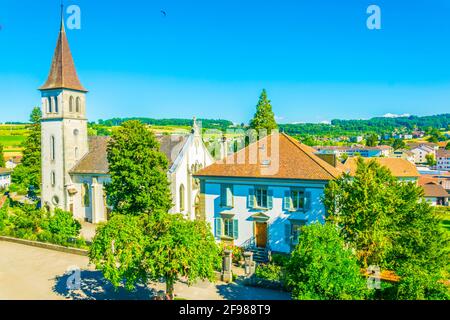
(179, 184), (185, 212)
(82, 183), (90, 207)
(50, 136), (55, 160)
(51, 171), (56, 186)
(54, 96), (58, 113)
(48, 97), (53, 113)
(76, 97), (81, 113)
(75, 147), (79, 160)
(43, 99), (48, 113)
(69, 96), (74, 112)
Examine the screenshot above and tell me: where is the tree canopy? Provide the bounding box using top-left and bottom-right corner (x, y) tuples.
(89, 212), (220, 297)
(285, 222), (367, 300)
(105, 120), (173, 216)
(249, 89), (278, 134)
(0, 143), (5, 168)
(323, 158), (449, 299)
(12, 107), (42, 192)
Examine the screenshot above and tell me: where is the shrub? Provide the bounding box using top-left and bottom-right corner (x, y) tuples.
(219, 243), (244, 264)
(48, 209), (81, 241)
(255, 263), (284, 282)
(285, 222), (368, 300)
(270, 253), (289, 267)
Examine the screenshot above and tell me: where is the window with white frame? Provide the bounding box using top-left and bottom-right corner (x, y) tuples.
(255, 187), (268, 208)
(215, 217), (238, 239)
(220, 184), (233, 207)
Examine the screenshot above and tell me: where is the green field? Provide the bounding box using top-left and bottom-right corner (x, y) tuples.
(0, 135), (26, 147)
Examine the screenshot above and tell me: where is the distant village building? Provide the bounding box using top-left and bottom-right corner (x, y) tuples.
(194, 133), (343, 257)
(0, 168), (12, 189)
(350, 136), (363, 143)
(39, 18), (214, 223)
(436, 149), (450, 171)
(419, 176), (449, 206)
(408, 143), (438, 164)
(5, 156), (22, 169)
(314, 145), (393, 158)
(392, 149), (415, 163)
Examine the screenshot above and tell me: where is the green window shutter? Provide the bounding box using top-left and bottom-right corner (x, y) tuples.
(304, 191), (312, 211)
(220, 184), (226, 207)
(233, 219), (239, 239)
(285, 223), (292, 244)
(284, 190), (291, 210)
(226, 185), (233, 207)
(267, 189), (273, 209)
(248, 188), (255, 208)
(215, 218), (222, 237)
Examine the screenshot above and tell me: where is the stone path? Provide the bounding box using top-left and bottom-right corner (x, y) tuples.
(0, 241), (290, 300)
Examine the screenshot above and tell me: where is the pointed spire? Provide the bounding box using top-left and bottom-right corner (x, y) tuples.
(39, 6), (87, 92)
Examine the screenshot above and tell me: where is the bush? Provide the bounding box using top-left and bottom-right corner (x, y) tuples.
(270, 253), (289, 267)
(48, 209), (81, 240)
(219, 243), (244, 264)
(255, 263), (284, 282)
(0, 204), (86, 248)
(285, 222), (368, 300)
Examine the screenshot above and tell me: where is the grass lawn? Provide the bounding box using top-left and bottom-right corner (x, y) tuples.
(0, 135), (26, 147)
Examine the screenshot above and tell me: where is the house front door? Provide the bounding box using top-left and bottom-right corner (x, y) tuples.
(255, 222), (267, 248)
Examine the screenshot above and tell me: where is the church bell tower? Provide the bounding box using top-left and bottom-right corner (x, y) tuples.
(39, 10), (89, 211)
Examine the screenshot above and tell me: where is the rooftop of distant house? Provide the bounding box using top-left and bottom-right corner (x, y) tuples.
(343, 157), (420, 178)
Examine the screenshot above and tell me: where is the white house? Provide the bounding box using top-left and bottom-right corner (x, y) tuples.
(436, 149), (450, 171)
(409, 144), (437, 164)
(39, 17), (214, 223)
(5, 156), (22, 169)
(194, 133), (342, 258)
(0, 168), (12, 189)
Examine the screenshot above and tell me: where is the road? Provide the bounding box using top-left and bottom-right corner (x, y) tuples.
(0, 241), (290, 300)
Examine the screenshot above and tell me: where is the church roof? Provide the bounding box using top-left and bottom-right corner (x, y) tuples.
(194, 133), (342, 181)
(156, 134), (189, 168)
(39, 17), (87, 92)
(70, 134), (189, 175)
(70, 136), (110, 174)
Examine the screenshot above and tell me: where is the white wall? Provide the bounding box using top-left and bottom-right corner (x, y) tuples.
(203, 178), (328, 253)
(0, 174), (11, 189)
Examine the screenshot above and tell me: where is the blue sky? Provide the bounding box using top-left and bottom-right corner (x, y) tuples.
(1, 0), (450, 124)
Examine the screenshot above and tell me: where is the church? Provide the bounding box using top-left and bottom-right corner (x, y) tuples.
(39, 17), (214, 223)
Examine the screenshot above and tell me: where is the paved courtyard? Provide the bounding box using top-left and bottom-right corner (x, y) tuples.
(0, 241), (290, 300)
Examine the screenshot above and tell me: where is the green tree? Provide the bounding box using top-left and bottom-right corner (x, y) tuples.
(285, 223), (367, 300)
(324, 158), (403, 267)
(0, 143), (5, 167)
(392, 138), (406, 150)
(144, 213), (220, 297)
(12, 107), (42, 191)
(105, 120), (172, 216)
(445, 142), (450, 150)
(425, 153), (436, 166)
(249, 89), (278, 134)
(323, 158), (449, 299)
(365, 134), (378, 147)
(47, 209), (81, 241)
(89, 212), (220, 297)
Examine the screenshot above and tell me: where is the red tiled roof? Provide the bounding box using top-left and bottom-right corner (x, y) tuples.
(420, 182), (449, 198)
(39, 19), (87, 92)
(195, 133), (342, 181)
(343, 157), (420, 178)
